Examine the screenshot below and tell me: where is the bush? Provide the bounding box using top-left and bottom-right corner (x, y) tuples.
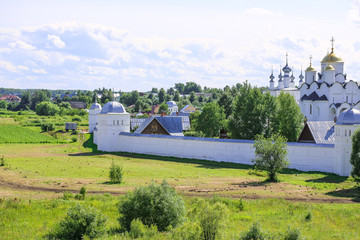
(72, 116), (82, 122)
(188, 199), (229, 240)
(35, 101), (60, 116)
(49, 204), (107, 240)
(241, 222), (265, 240)
(62, 191), (73, 200)
(40, 123), (55, 132)
(284, 227), (302, 240)
(75, 187), (86, 200)
(118, 180), (185, 231)
(129, 219), (158, 239)
(171, 221), (201, 240)
(305, 212), (312, 222)
(109, 161), (123, 183)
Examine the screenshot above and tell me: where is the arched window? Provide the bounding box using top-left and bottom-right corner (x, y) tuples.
(310, 104), (312, 115)
(349, 130), (352, 136)
(346, 96), (349, 102)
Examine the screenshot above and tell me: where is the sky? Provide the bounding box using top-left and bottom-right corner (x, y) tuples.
(0, 0), (359, 92)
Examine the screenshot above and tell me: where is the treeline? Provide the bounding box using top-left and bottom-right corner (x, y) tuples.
(190, 81), (304, 142)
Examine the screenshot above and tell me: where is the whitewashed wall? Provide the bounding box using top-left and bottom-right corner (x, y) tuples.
(97, 133), (338, 175)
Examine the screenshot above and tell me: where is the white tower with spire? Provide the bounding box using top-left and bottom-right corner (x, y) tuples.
(89, 98), (102, 133)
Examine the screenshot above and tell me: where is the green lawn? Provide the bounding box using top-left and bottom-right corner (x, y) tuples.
(0, 195), (359, 240)
(0, 125), (62, 144)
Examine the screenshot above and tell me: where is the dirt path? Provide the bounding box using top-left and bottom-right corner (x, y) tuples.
(0, 178), (356, 204)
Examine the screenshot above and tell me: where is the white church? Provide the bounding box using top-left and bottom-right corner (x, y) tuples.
(88, 38), (360, 177)
(269, 38), (360, 121)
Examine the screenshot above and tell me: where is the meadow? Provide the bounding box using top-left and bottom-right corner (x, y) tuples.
(0, 111), (360, 239)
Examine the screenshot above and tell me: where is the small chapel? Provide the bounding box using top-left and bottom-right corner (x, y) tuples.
(269, 38), (360, 121)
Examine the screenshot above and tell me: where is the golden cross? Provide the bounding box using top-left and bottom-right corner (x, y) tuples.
(331, 37), (335, 52)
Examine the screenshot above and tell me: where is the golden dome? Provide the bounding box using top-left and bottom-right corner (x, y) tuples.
(305, 65), (316, 71)
(321, 51), (343, 63)
(324, 64), (335, 71)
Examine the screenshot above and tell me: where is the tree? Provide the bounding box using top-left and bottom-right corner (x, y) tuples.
(159, 102), (168, 113)
(217, 91), (234, 118)
(167, 87), (175, 96)
(19, 91), (31, 110)
(158, 88), (166, 103)
(276, 92), (303, 142)
(184, 81), (202, 94)
(195, 102), (225, 137)
(189, 91), (196, 103)
(173, 91), (180, 101)
(262, 92), (279, 138)
(35, 101), (59, 116)
(350, 128), (360, 182)
(118, 180), (185, 231)
(0, 100), (8, 109)
(174, 83), (185, 94)
(227, 82), (265, 139)
(252, 134), (288, 182)
(151, 87), (158, 93)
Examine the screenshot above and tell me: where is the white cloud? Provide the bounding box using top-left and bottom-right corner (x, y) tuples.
(47, 34), (66, 48)
(244, 8), (281, 16)
(0, 22), (359, 91)
(348, 0), (360, 25)
(8, 40), (36, 50)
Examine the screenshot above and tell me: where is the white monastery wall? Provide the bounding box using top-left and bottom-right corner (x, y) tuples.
(96, 133), (337, 175)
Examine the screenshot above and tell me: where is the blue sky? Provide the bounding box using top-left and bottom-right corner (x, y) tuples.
(0, 0), (359, 91)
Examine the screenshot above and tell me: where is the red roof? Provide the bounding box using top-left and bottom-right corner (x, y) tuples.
(0, 95), (20, 101)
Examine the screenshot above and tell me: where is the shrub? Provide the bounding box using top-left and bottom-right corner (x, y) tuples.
(35, 101), (60, 116)
(171, 221), (201, 240)
(241, 222), (265, 240)
(188, 199), (229, 240)
(75, 187), (86, 200)
(40, 123), (55, 132)
(109, 161), (123, 183)
(236, 198), (245, 211)
(129, 219), (158, 239)
(49, 204), (107, 240)
(62, 191), (73, 200)
(0, 156), (6, 167)
(284, 227), (302, 240)
(118, 180), (185, 231)
(305, 212), (312, 222)
(71, 137), (77, 143)
(72, 116), (82, 122)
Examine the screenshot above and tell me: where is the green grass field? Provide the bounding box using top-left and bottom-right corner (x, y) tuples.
(0, 112), (360, 239)
(0, 125), (62, 143)
(0, 194), (359, 240)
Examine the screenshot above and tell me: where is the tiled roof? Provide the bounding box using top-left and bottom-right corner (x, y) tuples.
(300, 91), (328, 101)
(134, 116), (184, 136)
(306, 121), (335, 144)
